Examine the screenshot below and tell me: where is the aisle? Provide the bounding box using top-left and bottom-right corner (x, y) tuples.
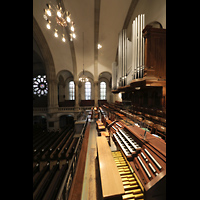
(81, 121), (102, 200)
(81, 119), (118, 200)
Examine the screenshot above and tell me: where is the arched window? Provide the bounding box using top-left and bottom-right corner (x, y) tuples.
(69, 81), (75, 100)
(100, 81), (106, 100)
(85, 81), (91, 100)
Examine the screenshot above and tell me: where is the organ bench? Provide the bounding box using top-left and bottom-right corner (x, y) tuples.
(97, 136), (125, 199)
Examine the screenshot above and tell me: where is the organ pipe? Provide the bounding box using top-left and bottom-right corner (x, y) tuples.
(132, 14), (145, 80)
(118, 29), (127, 86)
(116, 14), (145, 87)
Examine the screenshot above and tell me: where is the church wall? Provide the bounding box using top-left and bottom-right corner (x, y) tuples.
(126, 0), (166, 39)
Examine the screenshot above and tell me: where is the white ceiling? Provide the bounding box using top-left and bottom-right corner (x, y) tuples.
(33, 0), (132, 80)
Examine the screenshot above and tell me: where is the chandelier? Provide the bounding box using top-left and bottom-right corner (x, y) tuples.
(43, 2), (76, 42)
(79, 72), (89, 82)
(79, 32), (89, 82)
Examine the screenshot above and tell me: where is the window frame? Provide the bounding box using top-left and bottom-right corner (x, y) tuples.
(69, 81), (75, 100)
(100, 81), (106, 100)
(85, 81), (91, 100)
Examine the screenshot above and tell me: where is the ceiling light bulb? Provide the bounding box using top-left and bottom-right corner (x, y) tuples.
(54, 29), (58, 38)
(70, 34), (73, 41)
(57, 10), (62, 18)
(98, 44), (102, 49)
(62, 34), (66, 42)
(46, 9), (51, 17)
(54, 32), (58, 37)
(43, 14), (48, 20)
(72, 33), (76, 38)
(71, 22), (75, 32)
(67, 16), (71, 23)
(46, 22), (51, 29)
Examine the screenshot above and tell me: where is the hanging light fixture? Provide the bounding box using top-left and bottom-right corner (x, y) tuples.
(79, 32), (89, 82)
(43, 1), (76, 42)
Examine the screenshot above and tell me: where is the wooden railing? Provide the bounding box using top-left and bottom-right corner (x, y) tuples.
(56, 117), (88, 200)
(33, 106), (93, 113)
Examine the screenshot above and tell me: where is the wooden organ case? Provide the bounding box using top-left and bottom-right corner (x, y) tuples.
(143, 25), (166, 80)
(110, 120), (166, 200)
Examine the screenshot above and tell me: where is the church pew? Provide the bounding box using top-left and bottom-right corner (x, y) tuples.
(34, 131), (60, 161)
(33, 163), (59, 200)
(35, 131), (63, 161)
(41, 127), (71, 160)
(33, 163), (39, 177)
(33, 163), (49, 193)
(58, 132), (74, 159)
(42, 163), (69, 200)
(65, 137), (78, 160)
(50, 129), (73, 159)
(154, 124), (166, 141)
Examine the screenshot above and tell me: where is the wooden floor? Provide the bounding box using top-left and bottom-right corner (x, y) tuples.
(80, 120), (118, 200)
(81, 121), (102, 200)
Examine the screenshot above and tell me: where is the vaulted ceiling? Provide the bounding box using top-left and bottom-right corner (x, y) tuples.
(33, 0), (138, 81)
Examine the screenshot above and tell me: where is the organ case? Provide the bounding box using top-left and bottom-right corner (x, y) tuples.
(143, 25), (166, 80)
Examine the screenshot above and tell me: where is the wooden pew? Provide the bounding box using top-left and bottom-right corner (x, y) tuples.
(96, 136), (125, 199)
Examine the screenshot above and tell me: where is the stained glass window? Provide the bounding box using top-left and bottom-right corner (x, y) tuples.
(69, 81), (75, 100)
(33, 75), (48, 97)
(85, 81), (91, 100)
(100, 81), (106, 100)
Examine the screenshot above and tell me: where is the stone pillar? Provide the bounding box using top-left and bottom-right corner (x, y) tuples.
(48, 78), (58, 112)
(94, 80), (98, 107)
(74, 80), (79, 110)
(47, 78), (59, 131)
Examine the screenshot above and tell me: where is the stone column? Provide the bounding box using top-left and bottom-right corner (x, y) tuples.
(47, 78), (59, 132)
(74, 80), (79, 110)
(94, 80), (98, 107)
(48, 78), (58, 113)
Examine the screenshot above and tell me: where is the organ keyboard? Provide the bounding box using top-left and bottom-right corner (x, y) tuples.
(110, 120), (166, 200)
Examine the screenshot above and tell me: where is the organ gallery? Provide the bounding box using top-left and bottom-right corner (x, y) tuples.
(33, 0), (166, 199)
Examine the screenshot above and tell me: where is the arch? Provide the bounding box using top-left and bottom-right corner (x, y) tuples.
(146, 21), (163, 29)
(57, 70), (74, 102)
(33, 115), (47, 129)
(98, 71), (112, 79)
(78, 70), (94, 81)
(33, 17), (58, 108)
(57, 70), (74, 83)
(33, 17), (56, 82)
(59, 114), (74, 128)
(58, 75), (65, 86)
(33, 50), (46, 77)
(98, 71), (112, 86)
(57, 113), (75, 118)
(98, 71), (112, 103)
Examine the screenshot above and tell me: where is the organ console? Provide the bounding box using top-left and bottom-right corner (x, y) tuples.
(106, 110), (166, 200)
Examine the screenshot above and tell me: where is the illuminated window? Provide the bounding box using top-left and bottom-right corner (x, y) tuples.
(100, 81), (106, 100)
(85, 81), (91, 100)
(33, 75), (48, 97)
(69, 81), (75, 100)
